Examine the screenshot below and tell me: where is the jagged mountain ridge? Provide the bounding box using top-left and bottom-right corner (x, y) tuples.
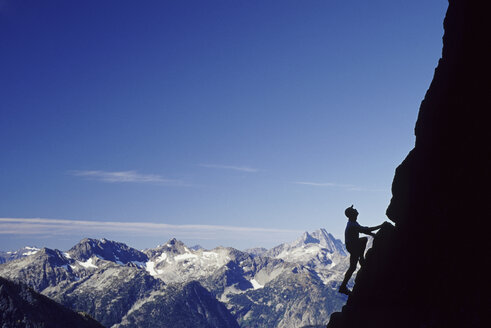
(0, 228), (351, 327)
(68, 238), (148, 265)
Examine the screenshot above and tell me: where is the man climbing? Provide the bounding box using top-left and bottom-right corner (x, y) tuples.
(338, 205), (382, 295)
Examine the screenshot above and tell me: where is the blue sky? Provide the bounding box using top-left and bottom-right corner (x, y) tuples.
(0, 0), (447, 251)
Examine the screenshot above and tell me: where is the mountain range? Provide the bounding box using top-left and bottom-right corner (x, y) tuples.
(0, 228), (356, 327)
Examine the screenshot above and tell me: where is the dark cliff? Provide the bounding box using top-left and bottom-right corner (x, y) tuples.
(328, 1), (489, 327)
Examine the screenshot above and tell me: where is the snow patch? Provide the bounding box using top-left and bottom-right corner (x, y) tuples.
(250, 279), (264, 290)
(174, 253), (198, 262)
(78, 258), (98, 269)
(22, 247), (40, 256)
(145, 261), (163, 276)
(146, 261), (157, 275)
(155, 252), (168, 263)
(202, 251), (218, 258)
(22, 250), (39, 256)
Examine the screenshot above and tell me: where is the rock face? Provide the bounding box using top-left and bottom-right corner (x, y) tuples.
(0, 277), (103, 328)
(328, 1), (489, 327)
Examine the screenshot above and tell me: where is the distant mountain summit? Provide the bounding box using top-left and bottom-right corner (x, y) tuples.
(146, 239), (232, 279)
(68, 238), (148, 265)
(267, 228), (346, 257)
(190, 244), (204, 251)
(265, 228), (348, 283)
(145, 237), (189, 259)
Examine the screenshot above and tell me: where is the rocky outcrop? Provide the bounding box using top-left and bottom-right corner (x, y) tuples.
(328, 1), (489, 327)
(0, 277), (103, 328)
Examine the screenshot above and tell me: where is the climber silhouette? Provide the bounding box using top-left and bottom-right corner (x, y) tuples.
(338, 205), (382, 295)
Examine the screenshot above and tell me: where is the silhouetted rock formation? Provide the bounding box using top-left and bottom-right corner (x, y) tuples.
(328, 1), (489, 327)
(0, 277), (103, 328)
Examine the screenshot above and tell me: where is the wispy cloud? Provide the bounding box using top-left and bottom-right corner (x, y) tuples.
(199, 164), (259, 173)
(293, 181), (364, 191)
(0, 218), (302, 242)
(69, 170), (185, 186)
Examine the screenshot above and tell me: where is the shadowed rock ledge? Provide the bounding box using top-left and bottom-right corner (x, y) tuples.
(328, 1), (489, 327)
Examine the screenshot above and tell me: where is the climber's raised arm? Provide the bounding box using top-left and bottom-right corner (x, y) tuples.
(359, 223), (382, 235)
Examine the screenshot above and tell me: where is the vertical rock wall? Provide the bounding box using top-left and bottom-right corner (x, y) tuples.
(328, 1), (490, 327)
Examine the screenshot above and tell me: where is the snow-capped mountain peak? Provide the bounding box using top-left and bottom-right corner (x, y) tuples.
(267, 228), (346, 258)
(293, 230), (321, 247)
(143, 240), (234, 283)
(262, 228), (349, 287)
(311, 228), (347, 255)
